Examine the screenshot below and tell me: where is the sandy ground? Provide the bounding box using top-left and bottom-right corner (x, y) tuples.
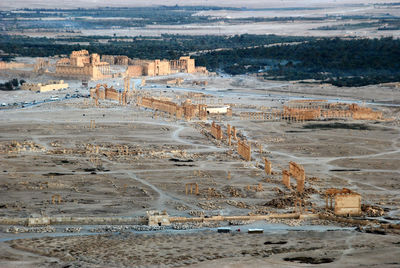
(1, 230), (400, 267)
(74, 21), (399, 38)
(0, 71), (400, 266)
(7, 19), (400, 39)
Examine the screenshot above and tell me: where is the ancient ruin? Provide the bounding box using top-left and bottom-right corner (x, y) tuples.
(34, 58), (51, 73)
(349, 103), (383, 120)
(185, 183), (199, 195)
(137, 95), (210, 121)
(289, 161), (306, 193)
(240, 101), (384, 122)
(0, 61), (27, 69)
(1, 4), (399, 267)
(282, 169), (291, 189)
(128, 59), (171, 76)
(325, 188), (362, 216)
(139, 96), (183, 119)
(146, 211), (171, 226)
(56, 50), (111, 80)
(90, 84), (127, 106)
(101, 55), (129, 65)
(210, 121), (223, 140)
(51, 194), (62, 204)
(126, 56), (205, 77)
(170, 56), (195, 73)
(283, 106), (321, 121)
(264, 157), (272, 175)
(237, 139), (251, 161)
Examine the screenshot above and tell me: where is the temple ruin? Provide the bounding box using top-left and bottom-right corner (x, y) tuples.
(170, 56), (195, 73)
(125, 56), (206, 77)
(101, 55), (129, 65)
(56, 50), (111, 80)
(325, 188), (362, 216)
(128, 59), (171, 76)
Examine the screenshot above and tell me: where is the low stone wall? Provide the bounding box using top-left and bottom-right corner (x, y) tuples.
(170, 213), (301, 223)
(0, 214), (303, 227)
(0, 216), (146, 226)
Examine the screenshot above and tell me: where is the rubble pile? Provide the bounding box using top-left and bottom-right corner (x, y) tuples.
(228, 220), (254, 225)
(224, 186), (246, 198)
(6, 226), (56, 233)
(0, 141), (46, 154)
(204, 188), (226, 199)
(188, 210), (205, 217)
(47, 142), (193, 162)
(266, 218), (303, 227)
(362, 204), (385, 217)
(250, 207), (270, 215)
(90, 225), (131, 232)
(50, 141), (62, 147)
(198, 201), (223, 210)
(89, 225), (166, 233)
(310, 219), (332, 226)
(175, 205), (189, 211)
(226, 200), (251, 209)
(264, 196), (295, 209)
(63, 227), (82, 233)
(132, 225), (166, 231)
(172, 221), (220, 230)
(303, 187), (319, 194)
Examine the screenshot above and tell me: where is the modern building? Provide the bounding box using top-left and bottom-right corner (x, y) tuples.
(21, 80), (69, 92)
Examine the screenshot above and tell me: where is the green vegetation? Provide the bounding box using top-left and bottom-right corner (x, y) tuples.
(313, 19), (400, 31)
(0, 33), (399, 87)
(303, 123), (371, 130)
(0, 34), (313, 59)
(194, 37), (400, 86)
(0, 78), (24, 91)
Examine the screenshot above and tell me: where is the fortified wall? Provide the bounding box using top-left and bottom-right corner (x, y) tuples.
(0, 61), (28, 69)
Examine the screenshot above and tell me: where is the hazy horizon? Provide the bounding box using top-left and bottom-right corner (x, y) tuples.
(1, 0), (399, 10)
